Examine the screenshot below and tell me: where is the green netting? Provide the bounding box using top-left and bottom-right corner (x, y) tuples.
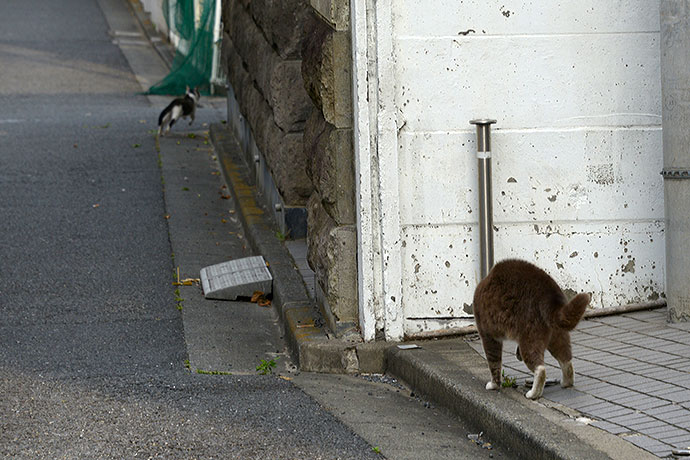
(147, 0), (216, 95)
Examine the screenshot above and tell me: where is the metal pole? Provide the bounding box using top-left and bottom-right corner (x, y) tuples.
(470, 119), (497, 280)
(660, 1), (690, 322)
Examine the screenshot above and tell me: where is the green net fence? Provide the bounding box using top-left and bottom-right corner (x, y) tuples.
(147, 0), (217, 95)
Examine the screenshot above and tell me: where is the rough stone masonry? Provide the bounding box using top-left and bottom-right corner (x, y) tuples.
(221, 0), (359, 337)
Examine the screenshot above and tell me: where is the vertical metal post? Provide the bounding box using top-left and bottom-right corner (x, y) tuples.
(470, 119), (497, 280)
(660, 1), (690, 322)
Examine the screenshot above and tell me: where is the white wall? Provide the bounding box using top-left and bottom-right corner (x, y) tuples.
(388, 0), (664, 336)
(140, 0), (169, 36)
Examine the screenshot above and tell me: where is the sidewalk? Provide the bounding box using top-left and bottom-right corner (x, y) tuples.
(470, 308), (690, 457)
(440, 308), (690, 458)
(209, 120), (690, 458)
(126, 1), (690, 458)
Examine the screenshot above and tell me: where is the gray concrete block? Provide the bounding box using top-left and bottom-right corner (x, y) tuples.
(590, 420), (628, 435)
(222, 37), (313, 206)
(304, 110), (355, 225)
(237, 0), (309, 59)
(201, 256), (273, 300)
(301, 12), (352, 128)
(624, 434), (672, 456)
(310, 0), (349, 31)
(307, 193), (358, 325)
(225, 3), (311, 131)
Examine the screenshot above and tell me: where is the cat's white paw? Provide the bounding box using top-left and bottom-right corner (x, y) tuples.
(525, 365), (546, 399)
(525, 388), (540, 399)
(560, 361), (574, 388)
(486, 381), (500, 391)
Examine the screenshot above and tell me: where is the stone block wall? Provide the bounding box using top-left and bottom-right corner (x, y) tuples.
(301, 3), (358, 334)
(221, 0), (359, 336)
(221, 0), (313, 205)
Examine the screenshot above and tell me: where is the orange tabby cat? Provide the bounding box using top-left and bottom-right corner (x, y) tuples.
(473, 259), (591, 399)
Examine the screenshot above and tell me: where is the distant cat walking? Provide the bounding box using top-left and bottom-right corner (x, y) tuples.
(157, 86), (200, 137)
(473, 259), (591, 400)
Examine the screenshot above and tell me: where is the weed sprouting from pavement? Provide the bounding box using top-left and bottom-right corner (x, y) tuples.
(196, 368), (232, 375)
(502, 370), (517, 388)
(256, 357), (278, 375)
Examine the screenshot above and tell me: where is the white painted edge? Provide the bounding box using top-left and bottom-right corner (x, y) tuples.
(210, 0), (223, 84)
(351, 0), (405, 341)
(351, 0), (377, 342)
(374, 0), (404, 342)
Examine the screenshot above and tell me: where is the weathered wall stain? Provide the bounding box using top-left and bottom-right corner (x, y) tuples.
(622, 258), (636, 273)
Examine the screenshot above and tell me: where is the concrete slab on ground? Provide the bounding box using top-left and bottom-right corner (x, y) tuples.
(158, 129), (289, 375)
(467, 308), (690, 458)
(388, 338), (658, 460)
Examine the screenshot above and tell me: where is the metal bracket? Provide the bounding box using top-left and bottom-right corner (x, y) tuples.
(661, 169), (690, 179)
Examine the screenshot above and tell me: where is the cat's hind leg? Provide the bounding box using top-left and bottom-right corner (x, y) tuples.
(159, 111), (172, 137)
(480, 334), (503, 391)
(548, 330), (574, 388)
(519, 342), (547, 399)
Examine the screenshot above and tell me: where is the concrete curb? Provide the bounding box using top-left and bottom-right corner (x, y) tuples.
(210, 124), (657, 459)
(210, 124), (388, 373)
(386, 340), (655, 460)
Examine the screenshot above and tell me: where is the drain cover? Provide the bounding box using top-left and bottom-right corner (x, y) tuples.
(200, 256), (273, 300)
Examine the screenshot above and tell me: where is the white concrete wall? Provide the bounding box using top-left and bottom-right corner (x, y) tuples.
(390, 0), (665, 336)
(140, 0), (169, 35)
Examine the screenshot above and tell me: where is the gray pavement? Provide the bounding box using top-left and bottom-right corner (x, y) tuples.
(0, 0), (517, 458)
(203, 7), (690, 459)
(0, 0), (377, 458)
(3, 0), (684, 459)
(467, 308), (690, 457)
(212, 119), (687, 458)
(384, 307), (690, 460)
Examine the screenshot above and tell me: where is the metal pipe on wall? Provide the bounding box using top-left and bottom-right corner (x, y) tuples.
(660, 1), (690, 323)
(470, 119), (497, 280)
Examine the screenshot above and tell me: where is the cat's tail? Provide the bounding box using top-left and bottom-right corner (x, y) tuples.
(556, 293), (591, 330)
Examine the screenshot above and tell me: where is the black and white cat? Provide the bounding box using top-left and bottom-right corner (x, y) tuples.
(157, 86), (200, 136)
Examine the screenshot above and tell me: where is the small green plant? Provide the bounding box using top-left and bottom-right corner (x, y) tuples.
(187, 133), (197, 139)
(372, 446), (381, 454)
(275, 231), (286, 242)
(174, 288), (184, 311)
(184, 359), (191, 370)
(133, 143), (141, 148)
(182, 186), (190, 191)
(196, 368), (232, 375)
(502, 370), (517, 388)
(256, 357), (278, 375)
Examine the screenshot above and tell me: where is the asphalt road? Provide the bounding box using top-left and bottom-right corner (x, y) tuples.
(0, 1), (379, 458)
(0, 1), (510, 459)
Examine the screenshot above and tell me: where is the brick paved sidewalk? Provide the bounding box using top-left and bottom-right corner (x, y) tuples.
(467, 308), (690, 458)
